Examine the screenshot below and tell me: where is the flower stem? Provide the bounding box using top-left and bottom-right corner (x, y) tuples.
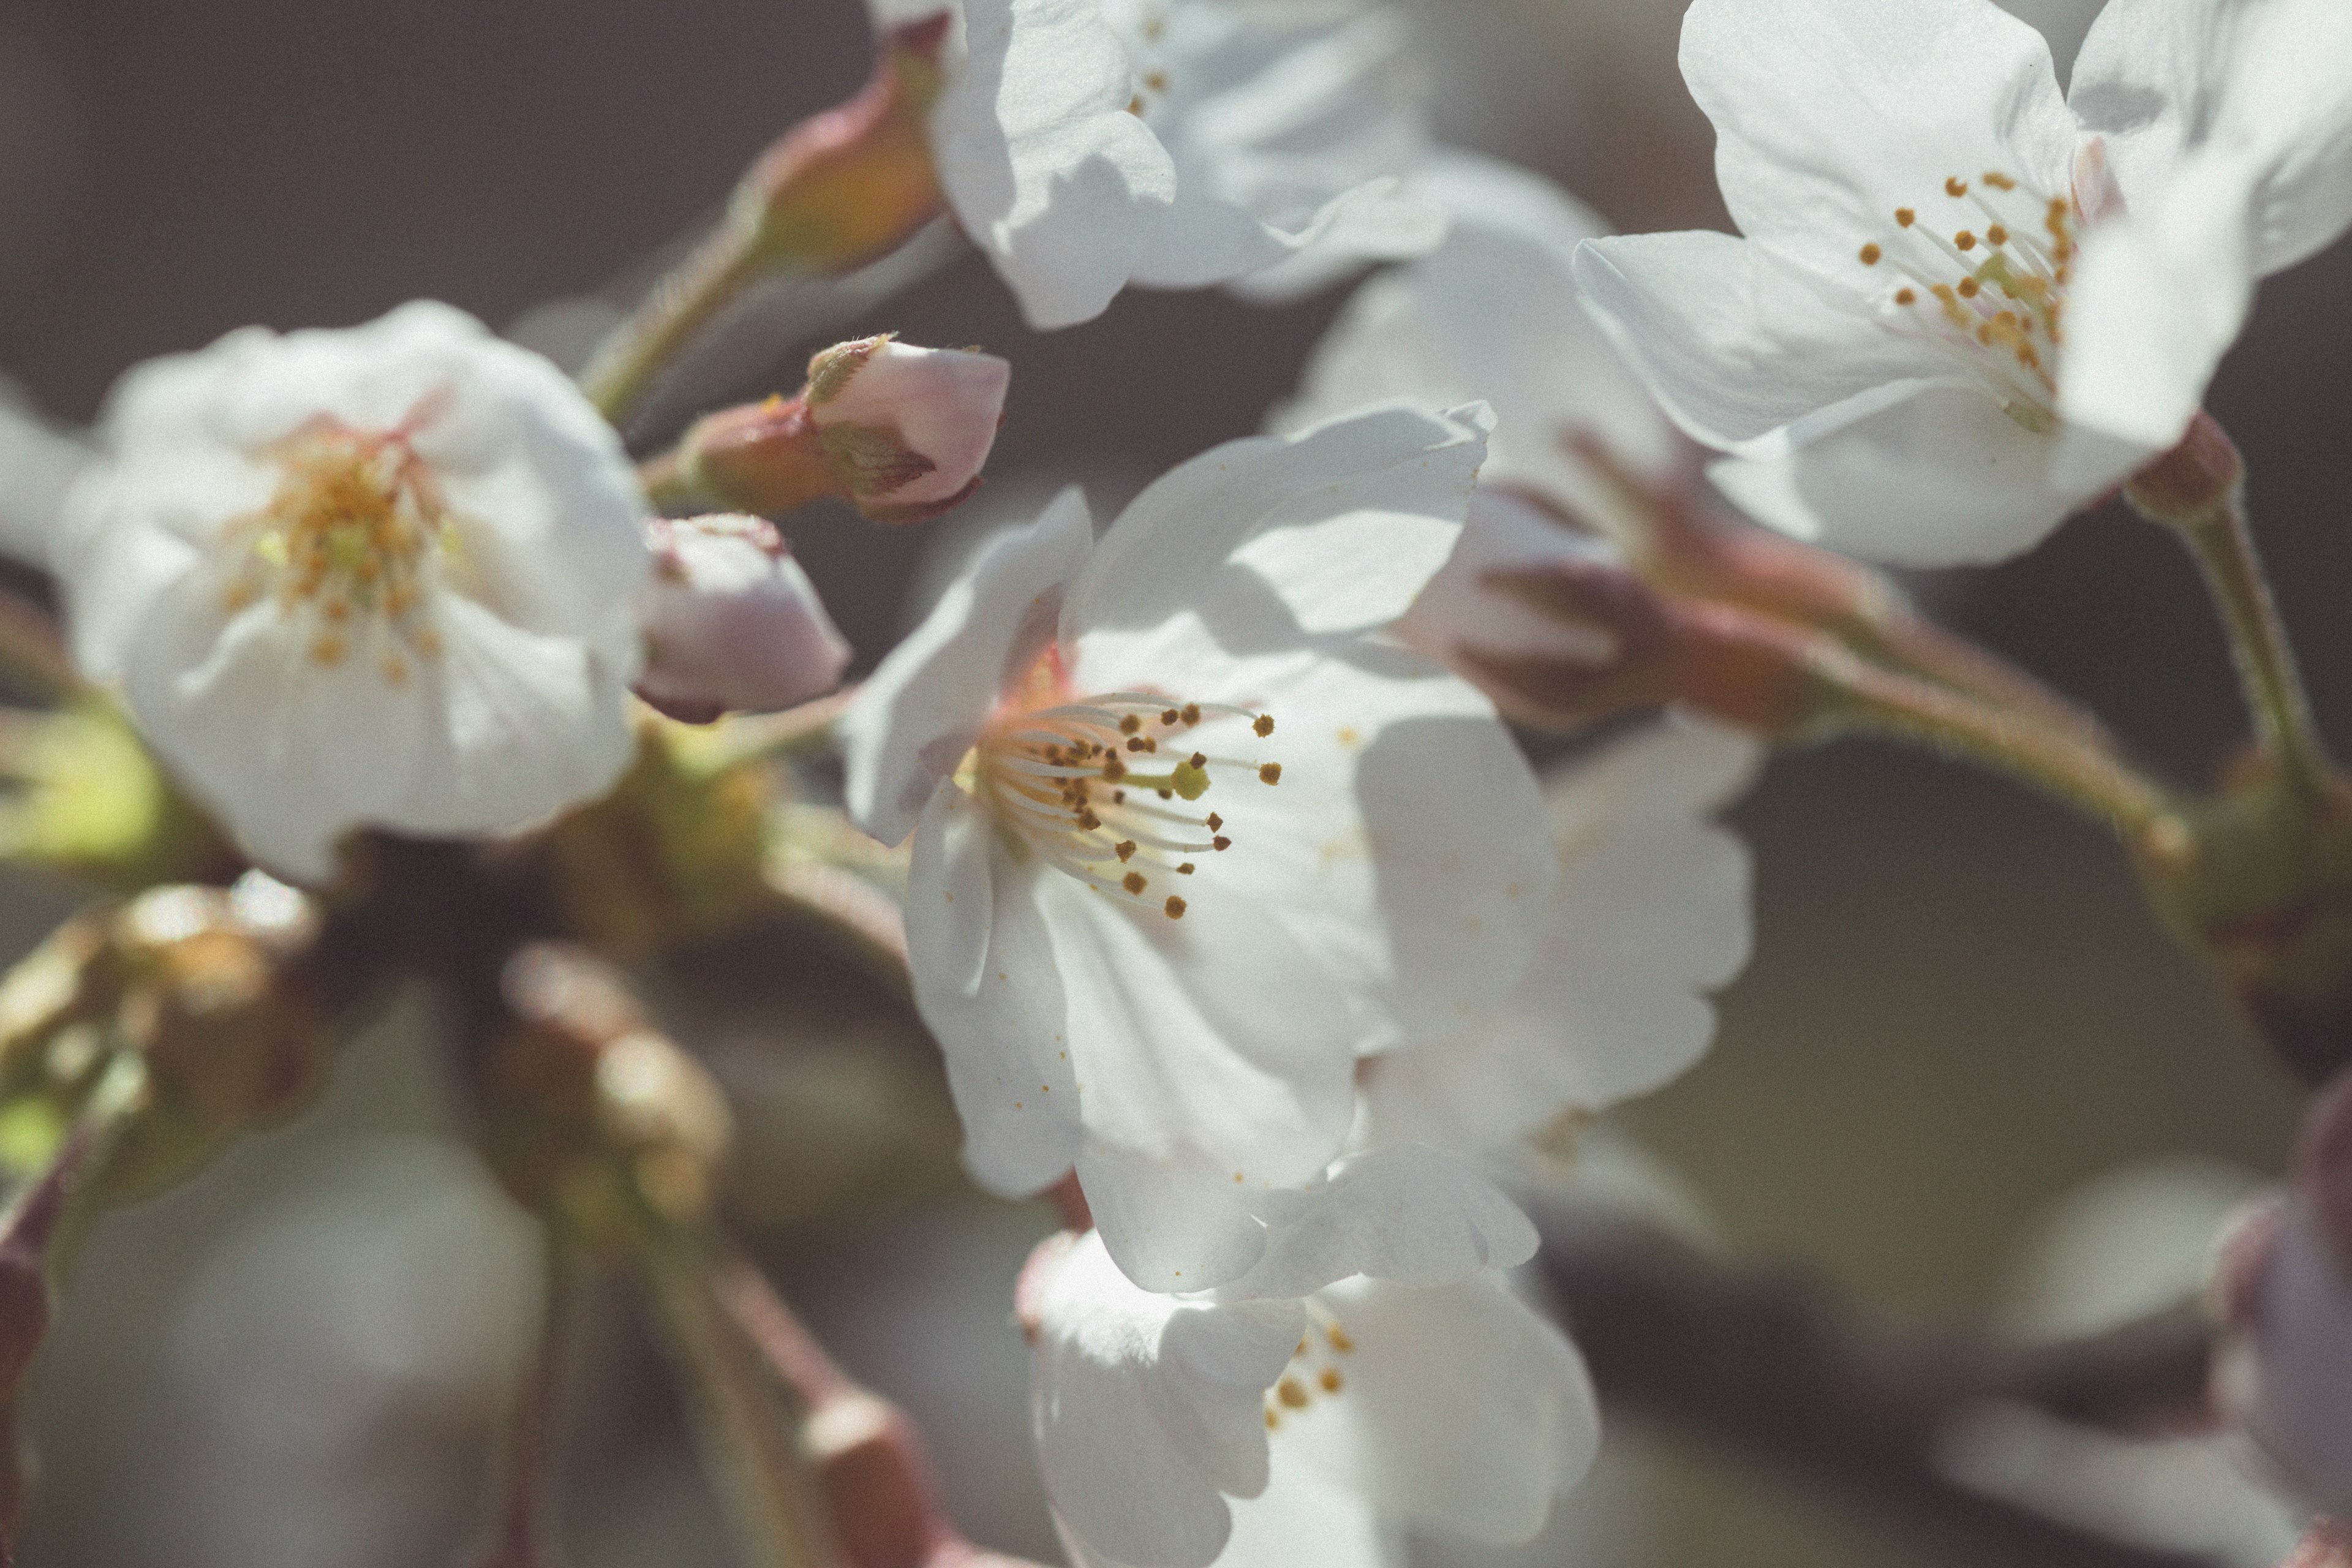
(1811, 646), (2182, 842)
(637, 1227), (827, 1568)
(2168, 494), (2334, 802)
(581, 224), (775, 429)
(478, 1230), (575, 1567)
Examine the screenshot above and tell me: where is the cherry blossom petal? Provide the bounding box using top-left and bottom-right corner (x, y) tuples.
(908, 782), (1087, 1195)
(1221, 1145), (1538, 1302)
(840, 486), (1095, 846)
(1213, 1469), (1403, 1568)
(935, 0), (1181, 330)
(1574, 230), (1948, 450)
(1033, 1231), (1305, 1568)
(2059, 145), (2261, 447)
(1063, 402), (1490, 647)
(1274, 1273), (1598, 1544)
(1679, 0), (2078, 281)
(1361, 718), (1760, 1154)
(1119, 2), (1442, 298)
(2071, 0), (2352, 276)
(1392, 489), (1626, 677)
(1276, 154), (1676, 522)
(1708, 380), (2152, 566)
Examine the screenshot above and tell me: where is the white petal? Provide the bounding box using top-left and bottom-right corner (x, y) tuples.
(2070, 0), (2352, 276)
(1033, 1231), (1303, 1568)
(1391, 488), (1629, 677)
(907, 782), (1087, 1196)
(936, 0), (1181, 330)
(1126, 4), (1441, 298)
(1362, 718), (1760, 1154)
(1275, 154), (1678, 524)
(1273, 1272), (1599, 1544)
(0, 396), (91, 568)
(381, 594), (639, 842)
(1215, 1468), (1403, 1568)
(1222, 1145), (1538, 1301)
(1680, 0), (2077, 280)
(1064, 402), (1490, 647)
(839, 486), (1094, 846)
(2059, 146), (2259, 448)
(1574, 231), (1946, 451)
(1708, 381), (2152, 567)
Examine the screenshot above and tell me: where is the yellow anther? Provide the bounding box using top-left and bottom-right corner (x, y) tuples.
(1945, 176), (1969, 197)
(1859, 243), (1882, 265)
(1277, 1378), (1308, 1409)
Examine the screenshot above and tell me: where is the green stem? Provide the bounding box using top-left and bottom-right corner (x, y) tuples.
(1855, 610), (2127, 761)
(481, 1230), (575, 1567)
(636, 1227), (825, 1568)
(581, 224), (775, 428)
(2170, 494), (2333, 802)
(1814, 648), (2181, 842)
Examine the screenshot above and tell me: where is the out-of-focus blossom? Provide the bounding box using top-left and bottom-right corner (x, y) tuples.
(2215, 1069), (2352, 1519)
(1575, 0), (2352, 565)
(839, 402), (1554, 1291)
(52, 301), (648, 883)
(1358, 718), (1758, 1158)
(674, 336), (1010, 526)
(635, 514), (853, 723)
(1027, 1146), (1596, 1568)
(0, 384), (89, 564)
(923, 0), (1444, 329)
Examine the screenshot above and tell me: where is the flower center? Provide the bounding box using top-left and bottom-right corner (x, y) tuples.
(1858, 170), (2079, 434)
(225, 412), (452, 685)
(971, 654), (1279, 921)
(1264, 1305), (1354, 1430)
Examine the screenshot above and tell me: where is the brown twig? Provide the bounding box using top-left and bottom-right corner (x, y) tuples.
(713, 1250), (1054, 1568)
(1534, 1201), (2222, 1568)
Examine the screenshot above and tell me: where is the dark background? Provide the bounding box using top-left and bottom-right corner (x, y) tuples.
(0, 0), (2335, 1562)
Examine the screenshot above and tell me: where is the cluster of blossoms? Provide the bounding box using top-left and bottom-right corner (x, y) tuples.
(0, 0), (2349, 1562)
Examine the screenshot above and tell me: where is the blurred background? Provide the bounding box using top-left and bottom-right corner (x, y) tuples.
(0, 0), (2340, 1562)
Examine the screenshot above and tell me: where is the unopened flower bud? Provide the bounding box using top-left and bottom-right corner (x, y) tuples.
(669, 337), (1009, 526)
(2125, 410), (2244, 529)
(1408, 493), (1833, 733)
(476, 944), (732, 1248)
(804, 336), (1009, 523)
(0, 876), (327, 1205)
(636, 514), (853, 724)
(734, 16), (951, 276)
(2212, 1071), (2352, 1515)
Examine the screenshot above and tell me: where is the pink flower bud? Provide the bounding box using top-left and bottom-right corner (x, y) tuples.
(2214, 1072), (2352, 1515)
(636, 514), (852, 723)
(805, 335), (1009, 523)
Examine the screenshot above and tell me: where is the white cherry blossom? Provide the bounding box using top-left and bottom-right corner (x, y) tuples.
(1574, 0), (2352, 566)
(1359, 717), (1759, 1158)
(1278, 152), (1678, 534)
(837, 402), (1554, 1291)
(1028, 1147), (1597, 1568)
(927, 0), (1445, 330)
(54, 301), (649, 883)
